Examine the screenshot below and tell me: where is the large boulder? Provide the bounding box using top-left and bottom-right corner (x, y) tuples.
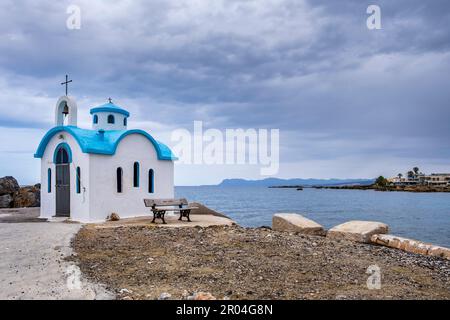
(0, 194), (13, 208)
(272, 213), (326, 236)
(327, 220), (389, 243)
(371, 234), (450, 260)
(13, 185), (40, 208)
(0, 176), (20, 195)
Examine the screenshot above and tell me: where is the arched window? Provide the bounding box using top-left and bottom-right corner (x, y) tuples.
(47, 168), (52, 193)
(54, 145), (71, 164)
(116, 167), (123, 193)
(93, 115), (98, 124)
(76, 167), (81, 194)
(148, 169), (154, 193)
(108, 114), (115, 124)
(124, 118), (127, 126)
(133, 162), (140, 187)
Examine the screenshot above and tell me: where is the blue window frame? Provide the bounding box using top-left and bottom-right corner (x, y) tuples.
(107, 114), (115, 124)
(93, 115), (98, 124)
(47, 168), (52, 193)
(133, 162), (140, 187)
(76, 167), (81, 194)
(124, 118), (127, 126)
(148, 169), (154, 193)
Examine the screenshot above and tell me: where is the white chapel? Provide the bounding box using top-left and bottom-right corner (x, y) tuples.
(34, 92), (176, 222)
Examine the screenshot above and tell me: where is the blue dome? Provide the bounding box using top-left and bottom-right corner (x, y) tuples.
(90, 102), (130, 117)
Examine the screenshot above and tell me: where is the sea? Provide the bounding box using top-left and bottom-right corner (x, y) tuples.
(176, 186), (450, 248)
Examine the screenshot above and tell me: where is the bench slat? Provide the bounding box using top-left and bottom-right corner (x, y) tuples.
(152, 206), (199, 212)
(144, 198), (188, 207)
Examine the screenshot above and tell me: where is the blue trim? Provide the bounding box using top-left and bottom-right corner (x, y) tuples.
(93, 115), (98, 124)
(90, 103), (130, 117)
(34, 126), (177, 161)
(47, 168), (51, 193)
(149, 169), (154, 193)
(76, 167), (81, 194)
(53, 142), (73, 163)
(133, 162), (140, 187)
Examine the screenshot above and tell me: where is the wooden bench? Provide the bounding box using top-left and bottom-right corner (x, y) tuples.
(143, 198), (198, 224)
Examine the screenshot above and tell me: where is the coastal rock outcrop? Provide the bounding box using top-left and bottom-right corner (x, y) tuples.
(0, 176), (20, 196)
(371, 234), (450, 260)
(327, 220), (388, 243)
(272, 213), (326, 236)
(0, 194), (13, 208)
(13, 184), (41, 208)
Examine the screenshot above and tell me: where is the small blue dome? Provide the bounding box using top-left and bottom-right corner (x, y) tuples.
(90, 102), (130, 117)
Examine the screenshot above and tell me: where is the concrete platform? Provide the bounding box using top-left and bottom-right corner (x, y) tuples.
(90, 213), (235, 229)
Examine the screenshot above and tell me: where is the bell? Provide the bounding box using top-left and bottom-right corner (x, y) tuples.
(62, 102), (69, 117)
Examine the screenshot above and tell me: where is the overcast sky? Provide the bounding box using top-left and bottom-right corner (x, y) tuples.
(0, 0), (449, 185)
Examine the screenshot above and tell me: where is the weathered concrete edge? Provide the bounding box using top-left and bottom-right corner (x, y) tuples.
(190, 202), (233, 220)
(371, 234), (450, 260)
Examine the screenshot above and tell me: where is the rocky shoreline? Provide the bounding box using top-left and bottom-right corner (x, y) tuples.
(271, 184), (450, 193)
(71, 224), (450, 300)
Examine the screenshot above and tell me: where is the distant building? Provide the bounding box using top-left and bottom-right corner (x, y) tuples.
(390, 173), (450, 187)
(422, 174), (450, 186)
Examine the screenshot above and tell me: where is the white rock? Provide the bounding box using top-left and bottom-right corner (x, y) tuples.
(327, 220), (388, 243)
(272, 213), (325, 236)
(158, 292), (172, 300)
(119, 288), (132, 294)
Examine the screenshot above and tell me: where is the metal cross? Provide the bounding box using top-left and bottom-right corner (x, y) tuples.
(108, 97), (113, 103)
(61, 75), (73, 96)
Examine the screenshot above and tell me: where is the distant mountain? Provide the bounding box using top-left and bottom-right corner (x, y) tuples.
(216, 178), (375, 187)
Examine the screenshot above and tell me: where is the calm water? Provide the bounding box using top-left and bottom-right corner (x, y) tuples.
(176, 186), (450, 247)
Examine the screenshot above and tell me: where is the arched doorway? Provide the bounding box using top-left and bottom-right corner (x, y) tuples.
(54, 144), (71, 217)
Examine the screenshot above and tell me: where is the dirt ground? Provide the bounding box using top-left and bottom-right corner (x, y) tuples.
(71, 224), (450, 300)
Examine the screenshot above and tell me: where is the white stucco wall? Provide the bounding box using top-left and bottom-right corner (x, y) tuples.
(88, 133), (174, 222)
(92, 112), (127, 131)
(40, 132), (90, 221)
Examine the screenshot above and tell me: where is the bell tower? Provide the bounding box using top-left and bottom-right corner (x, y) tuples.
(55, 96), (78, 126)
(55, 75), (78, 127)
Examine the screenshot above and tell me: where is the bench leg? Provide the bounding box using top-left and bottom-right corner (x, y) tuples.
(179, 209), (192, 222)
(152, 210), (167, 224)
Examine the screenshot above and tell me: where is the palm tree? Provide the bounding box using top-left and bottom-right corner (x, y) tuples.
(413, 167), (420, 175)
(407, 171), (414, 179)
(398, 173), (403, 179)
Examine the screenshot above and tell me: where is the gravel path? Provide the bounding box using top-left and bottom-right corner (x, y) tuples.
(0, 208), (113, 300)
(72, 224), (450, 300)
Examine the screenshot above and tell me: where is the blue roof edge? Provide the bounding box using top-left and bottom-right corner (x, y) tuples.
(34, 126), (177, 161)
(90, 106), (130, 117)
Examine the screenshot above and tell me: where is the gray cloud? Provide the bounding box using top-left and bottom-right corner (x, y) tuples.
(0, 0), (449, 183)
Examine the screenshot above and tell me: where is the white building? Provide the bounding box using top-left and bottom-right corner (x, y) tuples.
(34, 95), (177, 222)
